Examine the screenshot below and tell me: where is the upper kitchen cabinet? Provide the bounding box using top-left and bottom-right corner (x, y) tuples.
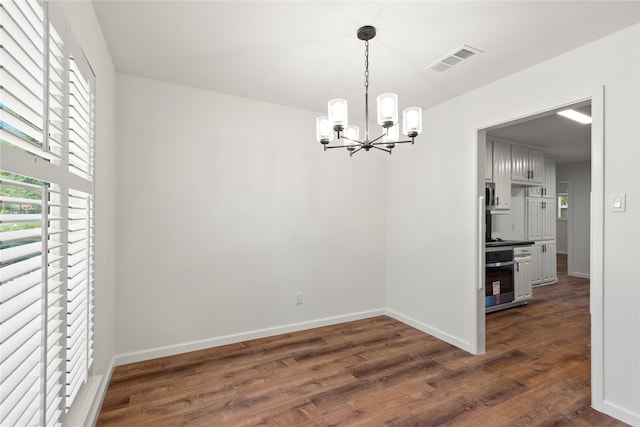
(527, 198), (556, 241)
(511, 145), (544, 185)
(492, 140), (511, 211)
(528, 157), (556, 198)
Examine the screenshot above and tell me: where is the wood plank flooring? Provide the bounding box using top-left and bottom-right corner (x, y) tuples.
(97, 256), (627, 426)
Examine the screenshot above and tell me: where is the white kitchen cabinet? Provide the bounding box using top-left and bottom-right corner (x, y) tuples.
(543, 157), (556, 197)
(486, 140), (493, 182)
(527, 198), (555, 241)
(528, 157), (556, 198)
(492, 140), (511, 211)
(531, 241), (558, 285)
(543, 242), (557, 282)
(532, 241), (557, 285)
(512, 145), (544, 185)
(514, 248), (532, 301)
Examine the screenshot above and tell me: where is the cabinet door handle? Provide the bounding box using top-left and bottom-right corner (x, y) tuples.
(496, 196), (499, 205)
(516, 262), (520, 272)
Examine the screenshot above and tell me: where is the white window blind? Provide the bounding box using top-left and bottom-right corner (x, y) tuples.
(47, 18), (65, 162)
(1, 1), (96, 425)
(68, 56), (95, 181)
(65, 189), (94, 408)
(45, 183), (65, 426)
(0, 176), (45, 427)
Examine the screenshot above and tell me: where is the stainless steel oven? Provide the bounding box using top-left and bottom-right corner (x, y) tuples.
(485, 246), (514, 309)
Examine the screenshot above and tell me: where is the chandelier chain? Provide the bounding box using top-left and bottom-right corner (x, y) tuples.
(364, 39), (370, 141)
(364, 39), (369, 91)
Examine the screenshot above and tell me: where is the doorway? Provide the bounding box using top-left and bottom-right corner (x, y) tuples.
(476, 95), (603, 402)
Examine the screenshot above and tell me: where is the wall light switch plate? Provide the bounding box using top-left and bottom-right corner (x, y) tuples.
(611, 193), (626, 212)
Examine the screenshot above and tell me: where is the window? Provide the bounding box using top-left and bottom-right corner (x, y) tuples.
(558, 193), (568, 219)
(0, 1), (95, 425)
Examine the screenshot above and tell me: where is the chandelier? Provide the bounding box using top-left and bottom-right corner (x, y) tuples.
(315, 26), (422, 156)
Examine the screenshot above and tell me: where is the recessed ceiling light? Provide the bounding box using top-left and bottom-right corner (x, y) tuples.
(557, 109), (592, 124)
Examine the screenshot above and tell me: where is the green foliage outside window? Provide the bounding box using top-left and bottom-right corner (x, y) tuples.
(558, 194), (568, 219)
(0, 171), (43, 232)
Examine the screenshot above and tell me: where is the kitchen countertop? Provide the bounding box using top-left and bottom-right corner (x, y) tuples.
(485, 239), (535, 248)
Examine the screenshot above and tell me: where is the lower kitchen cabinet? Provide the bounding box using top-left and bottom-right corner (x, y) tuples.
(532, 241), (557, 285)
(514, 253), (532, 301)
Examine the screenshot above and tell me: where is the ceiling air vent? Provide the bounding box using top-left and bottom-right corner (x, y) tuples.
(428, 45), (483, 72)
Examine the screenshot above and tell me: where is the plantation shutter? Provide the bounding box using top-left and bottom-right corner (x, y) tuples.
(66, 189), (94, 407)
(0, 1), (46, 425)
(0, 0), (61, 163)
(47, 15), (65, 161)
(68, 56), (94, 181)
(0, 177), (45, 427)
(1, 1), (96, 425)
(65, 41), (96, 408)
(45, 182), (65, 426)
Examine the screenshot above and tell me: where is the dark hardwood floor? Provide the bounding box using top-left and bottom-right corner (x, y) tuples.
(97, 254), (626, 426)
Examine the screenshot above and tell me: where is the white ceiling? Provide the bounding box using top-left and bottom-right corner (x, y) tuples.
(487, 103), (593, 165)
(92, 1), (639, 162)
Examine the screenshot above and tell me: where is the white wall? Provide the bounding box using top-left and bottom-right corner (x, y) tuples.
(492, 186), (527, 241)
(386, 24), (639, 425)
(53, 1), (118, 424)
(557, 162), (591, 276)
(115, 74), (387, 361)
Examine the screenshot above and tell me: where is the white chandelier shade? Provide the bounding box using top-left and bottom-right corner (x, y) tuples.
(328, 98), (348, 131)
(403, 107), (423, 137)
(376, 93), (398, 128)
(315, 116), (333, 143)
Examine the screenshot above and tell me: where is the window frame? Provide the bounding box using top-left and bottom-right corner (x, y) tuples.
(557, 192), (569, 220)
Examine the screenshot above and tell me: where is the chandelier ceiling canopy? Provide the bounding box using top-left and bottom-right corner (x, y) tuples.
(315, 26), (422, 156)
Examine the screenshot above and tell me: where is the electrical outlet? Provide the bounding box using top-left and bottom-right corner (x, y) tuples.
(296, 292), (303, 305)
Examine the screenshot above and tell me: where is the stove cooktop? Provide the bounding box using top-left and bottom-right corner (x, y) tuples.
(485, 239), (534, 248)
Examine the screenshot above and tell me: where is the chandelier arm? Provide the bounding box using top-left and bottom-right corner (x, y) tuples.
(370, 138), (415, 146)
(349, 146), (364, 156)
(367, 133), (386, 144)
(340, 136), (364, 146)
(371, 145), (392, 154)
(324, 145), (352, 150)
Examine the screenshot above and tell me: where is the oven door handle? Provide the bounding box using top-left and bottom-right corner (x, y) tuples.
(486, 261), (515, 268)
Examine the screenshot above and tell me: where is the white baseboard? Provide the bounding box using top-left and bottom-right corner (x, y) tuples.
(594, 398), (640, 426)
(533, 280), (558, 287)
(114, 308), (386, 366)
(385, 309), (471, 353)
(570, 272), (590, 279)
